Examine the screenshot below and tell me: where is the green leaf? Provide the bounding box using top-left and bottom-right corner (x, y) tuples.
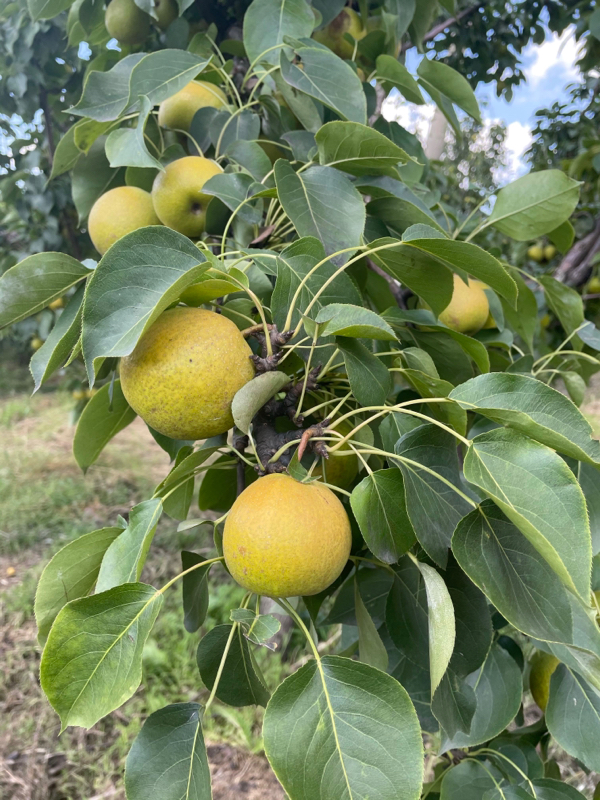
(415, 561), (455, 695)
(315, 121), (415, 178)
(417, 57), (481, 122)
(155, 441), (224, 498)
(230, 608), (281, 649)
(271, 237), (361, 330)
(180, 551), (212, 633)
(449, 373), (600, 465)
(226, 139), (272, 181)
(452, 501), (573, 643)
(354, 578), (389, 671)
(72, 137), (125, 224)
(125, 703), (211, 800)
(337, 336), (392, 406)
(546, 666), (600, 772)
(243, 0), (315, 66)
(501, 267), (538, 351)
(431, 670), (476, 738)
(530, 781), (587, 799)
(325, 567), (394, 626)
(350, 469), (416, 563)
(395, 424), (473, 568)
(81, 227), (208, 381)
(419, 77), (462, 138)
(30, 286), (84, 391)
(105, 96), (163, 170)
(441, 644), (522, 750)
(40, 583), (162, 730)
(280, 44), (367, 124)
(0, 252), (89, 329)
(548, 219), (575, 253)
(440, 759), (501, 799)
(486, 170), (581, 241)
(368, 196), (446, 237)
(539, 274), (585, 339)
(28, 0), (72, 21)
(196, 171), (262, 224)
(231, 371), (290, 434)
(263, 655), (424, 800)
(71, 51), (208, 122)
(315, 303), (396, 340)
(463, 429), (592, 601)
(579, 462), (600, 555)
(48, 124), (81, 181)
(368, 237), (454, 317)
(72, 379), (137, 471)
(274, 161), (366, 265)
(35, 526), (123, 646)
(96, 498), (162, 592)
(196, 624), (269, 707)
(376, 54), (424, 104)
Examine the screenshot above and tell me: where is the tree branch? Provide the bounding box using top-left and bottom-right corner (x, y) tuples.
(401, 2), (483, 53)
(366, 258), (408, 309)
(554, 217), (600, 286)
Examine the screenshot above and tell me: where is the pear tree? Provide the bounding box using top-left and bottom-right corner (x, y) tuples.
(2, 1), (600, 798)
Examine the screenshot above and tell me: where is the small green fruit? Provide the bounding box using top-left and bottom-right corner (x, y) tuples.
(105, 0), (150, 44)
(527, 244), (544, 262)
(152, 0), (177, 29)
(151, 156), (222, 237)
(543, 244), (556, 261)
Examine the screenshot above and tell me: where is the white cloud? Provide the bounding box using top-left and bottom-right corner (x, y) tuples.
(524, 26), (581, 87)
(382, 93), (435, 143)
(495, 121), (532, 184)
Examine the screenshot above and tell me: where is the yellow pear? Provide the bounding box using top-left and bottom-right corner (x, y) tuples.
(151, 156), (222, 237)
(158, 81), (228, 132)
(105, 0), (150, 44)
(120, 307), (254, 440)
(527, 244), (544, 262)
(529, 651), (559, 712)
(31, 336), (43, 351)
(587, 276), (600, 294)
(436, 273), (490, 334)
(88, 186), (161, 256)
(313, 8), (366, 59)
(153, 0), (177, 29)
(543, 244), (556, 261)
(48, 297), (64, 310)
(223, 473), (352, 597)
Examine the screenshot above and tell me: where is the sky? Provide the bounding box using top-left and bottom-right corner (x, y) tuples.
(385, 24), (585, 184)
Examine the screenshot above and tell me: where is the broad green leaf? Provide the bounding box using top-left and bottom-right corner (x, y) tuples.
(125, 703), (211, 800)
(72, 51), (208, 122)
(386, 560), (429, 667)
(395, 424), (473, 568)
(368, 237), (454, 317)
(350, 469), (416, 563)
(548, 219), (575, 253)
(315, 303), (396, 340)
(383, 0), (416, 38)
(71, 137), (125, 224)
(373, 119), (427, 185)
(0, 252), (89, 328)
(74, 118), (114, 154)
(463, 429), (592, 601)
(96, 498), (162, 592)
(48, 124), (80, 181)
(450, 373), (600, 465)
(563, 371), (586, 406)
(354, 579), (389, 671)
(311, 0), (346, 27)
(530, 780), (587, 799)
(579, 462), (600, 555)
(337, 336), (392, 406)
(232, 371), (290, 434)
(440, 644), (522, 750)
(263, 655), (424, 800)
(546, 666), (600, 772)
(274, 161), (366, 265)
(40, 583), (162, 730)
(400, 367), (467, 435)
(501, 266), (538, 352)
(198, 455), (256, 512)
(73, 380), (137, 471)
(315, 121), (414, 178)
(417, 57), (481, 122)
(415, 561), (455, 695)
(368, 196), (446, 237)
(243, 0), (315, 66)
(105, 95), (163, 170)
(30, 286), (84, 391)
(376, 54), (424, 104)
(431, 671), (476, 738)
(35, 526), (123, 645)
(452, 501), (573, 643)
(199, 171), (263, 224)
(419, 77), (461, 138)
(271, 237), (362, 330)
(81, 227), (208, 381)
(440, 761), (498, 800)
(226, 139), (272, 181)
(230, 608), (281, 649)
(325, 567), (394, 626)
(154, 441), (224, 498)
(486, 170), (581, 241)
(196, 624), (269, 706)
(182, 551), (212, 633)
(280, 44), (367, 124)
(539, 274), (585, 339)
(161, 444), (195, 521)
(210, 109), (261, 156)
(28, 0), (72, 21)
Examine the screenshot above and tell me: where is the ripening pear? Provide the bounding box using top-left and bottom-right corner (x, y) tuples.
(151, 156), (222, 237)
(152, 0), (177, 29)
(120, 307), (254, 440)
(105, 0), (150, 44)
(587, 276), (600, 294)
(223, 473), (352, 597)
(88, 186), (161, 255)
(436, 273), (490, 334)
(529, 651), (559, 712)
(527, 244), (544, 262)
(544, 244), (557, 261)
(48, 297), (64, 310)
(313, 420), (359, 489)
(313, 8), (365, 59)
(158, 81), (228, 132)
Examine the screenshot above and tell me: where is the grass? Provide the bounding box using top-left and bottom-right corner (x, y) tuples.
(0, 359), (289, 800)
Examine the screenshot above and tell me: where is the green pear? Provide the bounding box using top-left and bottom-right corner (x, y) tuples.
(88, 186), (161, 255)
(105, 0), (151, 45)
(151, 156), (222, 237)
(158, 81), (228, 132)
(153, 0), (177, 29)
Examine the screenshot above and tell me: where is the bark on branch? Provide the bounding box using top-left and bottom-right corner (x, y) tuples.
(401, 2), (483, 54)
(554, 218), (600, 286)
